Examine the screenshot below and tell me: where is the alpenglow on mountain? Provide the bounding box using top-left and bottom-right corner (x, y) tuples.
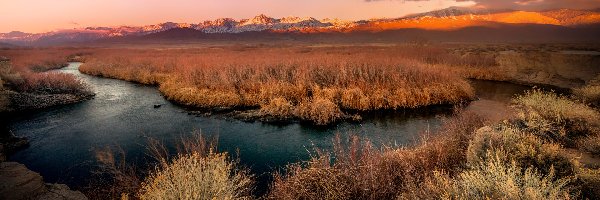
(2, 8), (599, 45)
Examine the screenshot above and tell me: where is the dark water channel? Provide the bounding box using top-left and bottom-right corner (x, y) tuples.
(4, 63), (534, 194)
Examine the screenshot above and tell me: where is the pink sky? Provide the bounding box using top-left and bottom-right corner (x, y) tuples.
(1, 0), (475, 33)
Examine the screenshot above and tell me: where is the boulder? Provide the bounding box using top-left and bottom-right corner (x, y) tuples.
(0, 162), (88, 200)
(0, 162), (46, 200)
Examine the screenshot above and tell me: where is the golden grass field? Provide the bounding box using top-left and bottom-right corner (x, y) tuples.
(78, 45), (505, 124)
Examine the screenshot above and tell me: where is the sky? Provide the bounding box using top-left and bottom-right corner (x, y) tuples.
(1, 0), (599, 33)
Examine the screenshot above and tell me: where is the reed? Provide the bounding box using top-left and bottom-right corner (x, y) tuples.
(80, 45), (490, 124)
(0, 48), (90, 95)
(268, 111), (487, 199)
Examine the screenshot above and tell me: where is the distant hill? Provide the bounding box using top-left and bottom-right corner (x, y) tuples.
(0, 42), (17, 48)
(102, 23), (600, 45)
(2, 7), (600, 45)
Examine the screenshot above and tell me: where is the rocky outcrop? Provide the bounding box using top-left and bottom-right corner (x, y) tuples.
(4, 90), (94, 112)
(0, 133), (28, 162)
(495, 50), (600, 88)
(0, 162), (87, 200)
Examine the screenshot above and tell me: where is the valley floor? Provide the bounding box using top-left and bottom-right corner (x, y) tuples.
(1, 42), (599, 199)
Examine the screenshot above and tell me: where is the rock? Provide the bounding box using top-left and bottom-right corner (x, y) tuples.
(0, 162), (46, 200)
(0, 146), (4, 162)
(0, 162), (88, 200)
(0, 132), (29, 162)
(37, 184), (88, 200)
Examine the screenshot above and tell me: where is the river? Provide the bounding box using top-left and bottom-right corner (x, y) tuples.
(5, 62), (533, 193)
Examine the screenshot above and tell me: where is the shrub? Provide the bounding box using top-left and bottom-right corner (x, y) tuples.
(573, 85), (600, 106)
(138, 152), (253, 200)
(0, 61), (24, 87)
(576, 134), (600, 156)
(268, 112), (487, 199)
(259, 97), (294, 119)
(91, 133), (252, 200)
(295, 98), (343, 125)
(18, 72), (90, 95)
(513, 89), (600, 145)
(92, 147), (142, 199)
(467, 125), (576, 179)
(576, 168), (600, 199)
(340, 88), (369, 110)
(446, 151), (573, 200)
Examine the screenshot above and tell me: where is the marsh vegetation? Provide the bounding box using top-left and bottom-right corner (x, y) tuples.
(78, 45), (504, 125)
(0, 48), (92, 112)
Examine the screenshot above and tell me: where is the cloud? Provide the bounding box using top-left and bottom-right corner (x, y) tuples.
(367, 0), (600, 10)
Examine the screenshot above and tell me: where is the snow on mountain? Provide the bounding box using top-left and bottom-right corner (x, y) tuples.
(1, 9), (599, 45)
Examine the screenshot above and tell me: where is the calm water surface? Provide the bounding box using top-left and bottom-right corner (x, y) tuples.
(5, 63), (532, 192)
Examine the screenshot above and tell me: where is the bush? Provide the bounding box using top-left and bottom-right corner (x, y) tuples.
(573, 85), (600, 106)
(513, 89), (600, 146)
(91, 133), (253, 200)
(295, 98), (343, 125)
(0, 61), (24, 87)
(138, 152), (253, 200)
(574, 75), (600, 106)
(18, 72), (90, 95)
(340, 88), (369, 110)
(467, 125), (576, 179)
(268, 112), (487, 199)
(259, 97), (294, 119)
(576, 134), (600, 156)
(576, 168), (600, 199)
(446, 151), (573, 200)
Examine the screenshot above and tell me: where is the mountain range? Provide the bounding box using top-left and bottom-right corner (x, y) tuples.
(2, 7), (600, 45)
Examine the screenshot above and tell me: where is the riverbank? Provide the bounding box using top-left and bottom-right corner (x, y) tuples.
(0, 52), (94, 199)
(450, 43), (600, 89)
(0, 162), (87, 200)
(95, 89), (600, 199)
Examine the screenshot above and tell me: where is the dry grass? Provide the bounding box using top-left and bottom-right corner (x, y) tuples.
(0, 48), (81, 72)
(574, 85), (600, 104)
(577, 168), (600, 198)
(85, 90), (600, 199)
(268, 111), (487, 199)
(18, 72), (89, 94)
(91, 133), (253, 200)
(92, 147), (142, 199)
(268, 90), (600, 199)
(138, 152), (253, 200)
(513, 89), (600, 146)
(467, 125), (576, 179)
(79, 45), (491, 124)
(577, 134), (600, 156)
(0, 48), (91, 96)
(574, 75), (600, 107)
(443, 151), (573, 200)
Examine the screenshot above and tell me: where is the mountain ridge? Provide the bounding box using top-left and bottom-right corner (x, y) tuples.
(2, 7), (600, 45)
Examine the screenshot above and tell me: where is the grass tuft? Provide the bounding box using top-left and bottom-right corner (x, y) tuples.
(138, 152), (253, 200)
(446, 151), (573, 200)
